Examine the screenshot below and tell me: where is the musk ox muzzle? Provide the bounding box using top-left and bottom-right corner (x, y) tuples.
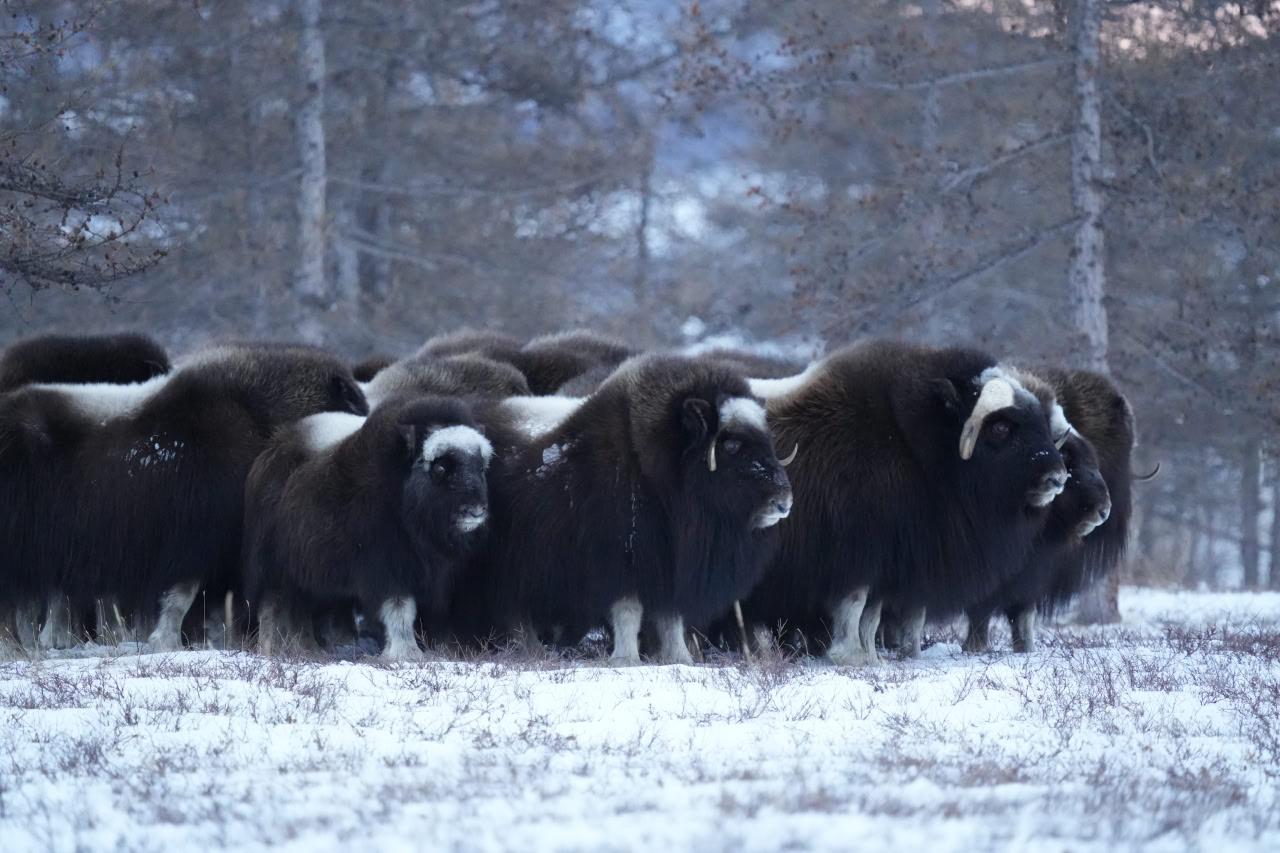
(1026, 463), (1069, 508)
(755, 491), (794, 529)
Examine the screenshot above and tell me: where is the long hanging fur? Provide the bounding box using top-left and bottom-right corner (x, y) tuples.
(16, 344), (368, 637)
(453, 354), (792, 654)
(0, 332), (171, 392)
(737, 340), (1068, 651)
(243, 397), (492, 653)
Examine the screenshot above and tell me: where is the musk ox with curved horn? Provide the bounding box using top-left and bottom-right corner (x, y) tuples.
(1, 343), (368, 652)
(0, 332), (171, 393)
(458, 354), (794, 663)
(738, 340), (1068, 665)
(243, 396), (492, 660)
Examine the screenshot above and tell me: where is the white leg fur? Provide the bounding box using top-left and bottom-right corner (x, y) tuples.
(146, 582), (201, 651)
(900, 606), (926, 659)
(257, 597), (281, 656)
(38, 591), (81, 650)
(609, 597), (642, 663)
(827, 587), (874, 665)
(858, 597), (883, 665)
(962, 615), (992, 654)
(14, 599), (40, 650)
(380, 597), (423, 661)
(655, 613), (693, 665)
(1012, 608), (1038, 653)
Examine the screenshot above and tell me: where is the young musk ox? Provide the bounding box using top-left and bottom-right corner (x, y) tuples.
(3, 344), (368, 652)
(0, 332), (171, 393)
(243, 396), (492, 659)
(962, 426), (1111, 653)
(458, 354), (795, 663)
(738, 340), (1068, 665)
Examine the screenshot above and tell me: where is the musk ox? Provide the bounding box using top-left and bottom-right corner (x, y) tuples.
(0, 343), (368, 652)
(458, 354), (794, 663)
(0, 332), (171, 393)
(243, 396), (492, 660)
(962, 426), (1111, 653)
(737, 340), (1068, 665)
(417, 329), (634, 395)
(352, 354), (396, 383)
(362, 354), (530, 408)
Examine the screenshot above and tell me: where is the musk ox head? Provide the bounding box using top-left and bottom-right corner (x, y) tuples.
(1054, 431), (1111, 539)
(944, 365), (1068, 510)
(396, 398), (493, 550)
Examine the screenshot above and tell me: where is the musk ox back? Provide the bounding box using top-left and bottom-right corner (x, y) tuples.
(0, 333), (171, 393)
(362, 354), (530, 407)
(244, 396), (492, 660)
(739, 340), (1067, 665)
(461, 354), (793, 663)
(41, 344), (368, 650)
(417, 329), (634, 395)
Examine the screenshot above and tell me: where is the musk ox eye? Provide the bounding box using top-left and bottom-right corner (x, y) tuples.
(431, 460), (448, 479)
(989, 421), (1012, 442)
(722, 437), (742, 455)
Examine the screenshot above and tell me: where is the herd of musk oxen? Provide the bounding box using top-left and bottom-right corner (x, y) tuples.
(0, 329), (1151, 663)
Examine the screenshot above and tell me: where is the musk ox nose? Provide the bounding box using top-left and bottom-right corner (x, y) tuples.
(1028, 467), (1068, 508)
(756, 492), (793, 529)
(1096, 501), (1111, 524)
(455, 505), (488, 533)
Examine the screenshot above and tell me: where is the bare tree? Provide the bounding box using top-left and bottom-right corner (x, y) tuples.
(295, 0), (328, 337)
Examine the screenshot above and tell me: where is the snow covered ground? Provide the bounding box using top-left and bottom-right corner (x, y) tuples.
(1, 586), (1278, 852)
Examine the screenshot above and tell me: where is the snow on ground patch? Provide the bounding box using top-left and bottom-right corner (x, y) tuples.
(0, 589), (1278, 851)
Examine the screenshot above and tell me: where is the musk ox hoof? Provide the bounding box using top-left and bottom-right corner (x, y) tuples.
(608, 650), (642, 666)
(658, 647), (694, 666)
(827, 648), (879, 667)
(961, 635), (990, 654)
(142, 636), (184, 654)
(382, 644), (425, 662)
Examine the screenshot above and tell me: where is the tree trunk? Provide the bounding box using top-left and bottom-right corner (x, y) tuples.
(1240, 439), (1261, 588)
(295, 0), (328, 338)
(1069, 0), (1117, 622)
(1068, 0), (1108, 372)
(1270, 465), (1280, 589)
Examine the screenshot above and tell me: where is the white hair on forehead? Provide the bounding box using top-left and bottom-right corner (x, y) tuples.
(748, 362), (820, 400)
(719, 397), (767, 432)
(502, 395), (584, 439)
(422, 424), (493, 465)
(299, 411), (365, 452)
(32, 374), (171, 424)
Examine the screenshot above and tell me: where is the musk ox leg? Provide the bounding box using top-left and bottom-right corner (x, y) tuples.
(655, 613), (693, 665)
(15, 599), (41, 650)
(38, 591), (83, 650)
(858, 598), (883, 665)
(827, 587), (876, 666)
(1010, 608), (1038, 654)
(379, 597), (424, 662)
(899, 606), (926, 659)
(145, 582), (201, 652)
(962, 611), (992, 654)
(608, 597), (643, 663)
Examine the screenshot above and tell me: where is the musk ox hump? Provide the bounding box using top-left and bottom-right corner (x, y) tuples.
(29, 375), (171, 425)
(299, 411), (366, 452)
(501, 395), (585, 439)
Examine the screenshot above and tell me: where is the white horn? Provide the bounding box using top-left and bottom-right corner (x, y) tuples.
(959, 378), (1016, 460)
(779, 442), (799, 466)
(707, 437), (717, 472)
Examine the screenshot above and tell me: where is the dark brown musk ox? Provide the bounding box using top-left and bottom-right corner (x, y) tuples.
(0, 343), (368, 653)
(454, 354), (795, 663)
(735, 340), (1069, 665)
(0, 332), (171, 393)
(351, 354), (396, 383)
(242, 396), (493, 660)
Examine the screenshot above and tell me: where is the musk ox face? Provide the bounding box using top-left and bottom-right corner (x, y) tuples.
(950, 369), (1067, 511)
(1055, 432), (1111, 539)
(398, 408), (493, 552)
(682, 395), (794, 530)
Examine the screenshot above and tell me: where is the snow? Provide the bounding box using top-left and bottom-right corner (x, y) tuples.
(1, 586), (1278, 851)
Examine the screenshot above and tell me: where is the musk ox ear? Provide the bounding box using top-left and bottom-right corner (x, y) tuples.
(397, 423), (420, 460)
(930, 379), (962, 418)
(681, 398), (713, 443)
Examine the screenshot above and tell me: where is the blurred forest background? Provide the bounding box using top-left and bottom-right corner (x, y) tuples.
(1, 0), (1277, 596)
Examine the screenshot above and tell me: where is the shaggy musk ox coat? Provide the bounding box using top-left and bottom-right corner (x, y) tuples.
(362, 353), (530, 407)
(417, 329), (634, 395)
(962, 427), (1111, 653)
(3, 344), (368, 651)
(458, 354), (794, 663)
(0, 332), (171, 392)
(738, 340), (1068, 665)
(243, 397), (492, 660)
